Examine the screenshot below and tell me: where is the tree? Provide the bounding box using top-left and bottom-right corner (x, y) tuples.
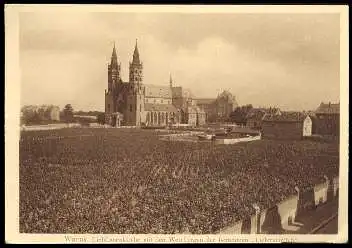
(97, 113), (105, 125)
(63, 104), (74, 123)
(229, 104), (253, 125)
(21, 107), (42, 125)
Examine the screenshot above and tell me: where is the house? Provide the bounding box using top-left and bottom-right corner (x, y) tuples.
(314, 102), (340, 136)
(195, 90), (238, 123)
(246, 108), (281, 130)
(262, 111), (312, 140)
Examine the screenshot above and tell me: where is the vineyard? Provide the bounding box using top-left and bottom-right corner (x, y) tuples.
(19, 128), (339, 234)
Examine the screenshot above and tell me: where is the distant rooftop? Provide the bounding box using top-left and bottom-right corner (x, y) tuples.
(315, 102), (340, 114)
(262, 111), (307, 122)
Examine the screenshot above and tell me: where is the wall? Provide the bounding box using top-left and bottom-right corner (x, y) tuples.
(21, 123), (81, 131)
(277, 195), (299, 229)
(219, 175), (339, 234)
(313, 181), (329, 206)
(333, 176), (339, 197)
(214, 135), (261, 145)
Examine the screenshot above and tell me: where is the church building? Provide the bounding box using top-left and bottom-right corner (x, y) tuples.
(104, 41), (206, 127)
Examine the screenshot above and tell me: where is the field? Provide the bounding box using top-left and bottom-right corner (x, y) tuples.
(19, 128), (339, 234)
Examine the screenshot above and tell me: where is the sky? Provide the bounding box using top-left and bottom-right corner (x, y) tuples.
(19, 10), (340, 112)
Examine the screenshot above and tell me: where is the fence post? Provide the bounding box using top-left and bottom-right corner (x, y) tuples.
(323, 175), (330, 203)
(252, 203), (261, 234)
(294, 186), (301, 218)
(295, 186), (300, 200)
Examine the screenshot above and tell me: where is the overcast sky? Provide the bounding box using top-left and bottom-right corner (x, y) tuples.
(19, 11), (340, 111)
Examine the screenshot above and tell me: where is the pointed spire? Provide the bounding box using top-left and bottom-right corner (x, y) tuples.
(132, 39), (140, 64)
(111, 41), (118, 67)
(112, 41), (117, 58)
(169, 73), (173, 88)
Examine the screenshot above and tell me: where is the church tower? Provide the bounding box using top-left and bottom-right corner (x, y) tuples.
(129, 39), (143, 84)
(125, 39), (145, 126)
(107, 42), (121, 92)
(105, 42), (122, 119)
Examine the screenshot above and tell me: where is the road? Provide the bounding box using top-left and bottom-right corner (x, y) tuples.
(314, 215), (338, 234)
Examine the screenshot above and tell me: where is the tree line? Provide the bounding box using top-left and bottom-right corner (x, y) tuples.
(21, 104), (106, 126)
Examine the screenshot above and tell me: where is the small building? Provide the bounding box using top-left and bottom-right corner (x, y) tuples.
(246, 108), (281, 130)
(262, 112), (312, 140)
(314, 102), (340, 136)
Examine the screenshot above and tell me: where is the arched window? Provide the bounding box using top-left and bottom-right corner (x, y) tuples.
(130, 104), (133, 112)
(161, 112), (165, 124)
(154, 112), (158, 124)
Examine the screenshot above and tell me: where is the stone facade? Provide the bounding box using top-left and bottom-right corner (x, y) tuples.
(195, 90), (238, 123)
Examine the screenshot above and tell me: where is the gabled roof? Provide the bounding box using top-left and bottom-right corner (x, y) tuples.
(262, 111), (307, 122)
(145, 85), (172, 99)
(315, 102), (340, 114)
(144, 103), (178, 112)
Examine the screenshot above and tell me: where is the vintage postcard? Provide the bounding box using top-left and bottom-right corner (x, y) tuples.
(5, 4), (349, 243)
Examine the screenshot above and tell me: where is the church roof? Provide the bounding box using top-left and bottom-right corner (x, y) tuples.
(315, 102), (340, 114)
(145, 84), (172, 98)
(144, 103), (178, 112)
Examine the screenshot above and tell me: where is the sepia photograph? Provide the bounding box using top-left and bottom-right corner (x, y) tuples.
(5, 4), (349, 243)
